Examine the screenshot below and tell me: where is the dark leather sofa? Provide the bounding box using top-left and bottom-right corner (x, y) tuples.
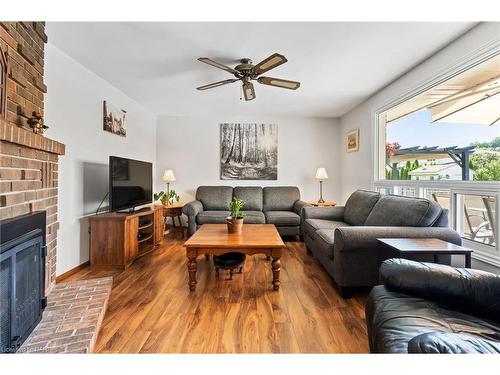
(366, 258), (500, 353)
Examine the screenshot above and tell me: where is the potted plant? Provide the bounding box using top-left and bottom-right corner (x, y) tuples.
(226, 197), (246, 234)
(154, 190), (180, 206)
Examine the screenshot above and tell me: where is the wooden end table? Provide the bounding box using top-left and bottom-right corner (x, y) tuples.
(163, 204), (185, 238)
(307, 201), (337, 207)
(377, 238), (473, 268)
(183, 224), (285, 291)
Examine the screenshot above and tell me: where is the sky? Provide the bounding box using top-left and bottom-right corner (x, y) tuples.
(387, 109), (499, 148)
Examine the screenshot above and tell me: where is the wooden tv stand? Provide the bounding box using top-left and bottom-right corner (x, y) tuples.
(89, 205), (164, 270)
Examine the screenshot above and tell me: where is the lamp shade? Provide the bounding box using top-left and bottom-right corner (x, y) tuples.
(315, 168), (328, 180)
(162, 169), (176, 183)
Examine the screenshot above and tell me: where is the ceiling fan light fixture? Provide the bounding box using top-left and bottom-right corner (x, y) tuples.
(196, 53), (300, 100)
(242, 81), (256, 101)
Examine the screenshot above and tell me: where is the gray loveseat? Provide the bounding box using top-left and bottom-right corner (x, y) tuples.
(183, 186), (309, 237)
(302, 190), (461, 298)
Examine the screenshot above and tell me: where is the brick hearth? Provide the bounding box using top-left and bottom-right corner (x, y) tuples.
(18, 277), (113, 354)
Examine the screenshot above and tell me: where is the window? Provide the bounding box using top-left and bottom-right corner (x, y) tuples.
(378, 54), (500, 183)
(373, 52), (500, 267)
(0, 46), (7, 118)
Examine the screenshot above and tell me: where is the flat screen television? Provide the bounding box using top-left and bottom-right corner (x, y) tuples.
(109, 156), (153, 212)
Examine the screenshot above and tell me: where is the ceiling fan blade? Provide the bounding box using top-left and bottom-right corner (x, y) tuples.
(252, 53), (288, 75)
(196, 79), (239, 91)
(242, 81), (256, 101)
(198, 57), (240, 75)
(257, 76), (300, 90)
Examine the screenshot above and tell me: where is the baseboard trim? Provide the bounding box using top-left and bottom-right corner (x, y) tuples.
(56, 261), (90, 283)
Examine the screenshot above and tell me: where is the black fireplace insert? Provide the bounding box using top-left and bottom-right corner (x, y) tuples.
(0, 211), (46, 353)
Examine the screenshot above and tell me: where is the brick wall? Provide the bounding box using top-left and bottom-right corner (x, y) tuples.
(0, 22), (47, 128)
(0, 22), (65, 291)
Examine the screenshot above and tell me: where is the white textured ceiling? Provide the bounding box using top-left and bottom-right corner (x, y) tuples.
(46, 22), (476, 117)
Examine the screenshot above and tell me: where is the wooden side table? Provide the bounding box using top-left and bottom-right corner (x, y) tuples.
(307, 201), (337, 207)
(163, 204), (185, 238)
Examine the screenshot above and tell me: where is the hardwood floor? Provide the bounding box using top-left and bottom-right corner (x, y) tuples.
(66, 233), (369, 353)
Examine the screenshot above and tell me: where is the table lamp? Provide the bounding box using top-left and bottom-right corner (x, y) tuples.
(315, 168), (328, 203)
(162, 169), (176, 204)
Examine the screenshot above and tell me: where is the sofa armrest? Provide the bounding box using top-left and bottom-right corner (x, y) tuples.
(182, 200), (204, 216)
(334, 226), (461, 252)
(293, 200), (311, 215)
(182, 200), (204, 236)
(302, 206), (345, 221)
(408, 332), (500, 354)
(380, 258), (500, 322)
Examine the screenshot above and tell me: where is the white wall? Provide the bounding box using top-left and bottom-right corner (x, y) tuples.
(338, 22), (500, 203)
(45, 43), (157, 276)
(156, 116), (341, 205)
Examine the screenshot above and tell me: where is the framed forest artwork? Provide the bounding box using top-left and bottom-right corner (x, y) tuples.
(220, 123), (278, 180)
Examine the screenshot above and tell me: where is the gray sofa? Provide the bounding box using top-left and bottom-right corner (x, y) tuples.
(302, 190), (462, 298)
(183, 186), (309, 237)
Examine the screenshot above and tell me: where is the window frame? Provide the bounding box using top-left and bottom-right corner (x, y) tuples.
(371, 43), (500, 266)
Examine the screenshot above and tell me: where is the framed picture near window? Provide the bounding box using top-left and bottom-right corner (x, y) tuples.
(346, 128), (359, 152)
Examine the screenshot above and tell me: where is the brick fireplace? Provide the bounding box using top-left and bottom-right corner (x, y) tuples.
(0, 21), (65, 292)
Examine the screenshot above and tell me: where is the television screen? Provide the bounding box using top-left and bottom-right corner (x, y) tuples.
(109, 156), (152, 212)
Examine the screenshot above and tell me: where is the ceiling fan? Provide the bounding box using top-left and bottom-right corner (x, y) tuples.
(196, 53), (300, 101)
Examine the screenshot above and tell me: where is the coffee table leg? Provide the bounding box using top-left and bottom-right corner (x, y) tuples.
(188, 256), (198, 291)
(271, 256), (281, 291)
(465, 254), (472, 269)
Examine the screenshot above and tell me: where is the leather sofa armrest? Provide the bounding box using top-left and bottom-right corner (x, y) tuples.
(293, 200), (311, 215)
(182, 200), (204, 216)
(334, 226), (461, 252)
(380, 258), (500, 321)
(408, 332), (500, 354)
(302, 206), (345, 221)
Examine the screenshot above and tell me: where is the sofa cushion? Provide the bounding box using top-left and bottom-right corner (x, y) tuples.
(263, 186), (300, 211)
(264, 211), (300, 226)
(242, 210), (266, 224)
(304, 219), (350, 237)
(366, 285), (500, 353)
(233, 186), (263, 211)
(365, 195), (442, 227)
(196, 210), (231, 224)
(344, 190), (380, 226)
(196, 186), (233, 210)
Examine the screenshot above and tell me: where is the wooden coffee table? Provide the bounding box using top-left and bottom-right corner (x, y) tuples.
(377, 238), (473, 268)
(183, 224), (285, 291)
